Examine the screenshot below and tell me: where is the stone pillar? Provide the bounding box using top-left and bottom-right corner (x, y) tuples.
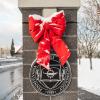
(18, 0), (80, 100)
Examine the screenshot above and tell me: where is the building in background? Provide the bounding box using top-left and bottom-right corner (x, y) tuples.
(0, 47), (10, 58)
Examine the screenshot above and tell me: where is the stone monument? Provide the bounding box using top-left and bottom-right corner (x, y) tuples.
(18, 0), (80, 99)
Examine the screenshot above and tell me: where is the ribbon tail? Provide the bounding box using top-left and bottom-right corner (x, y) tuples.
(52, 38), (71, 65)
(36, 38), (50, 70)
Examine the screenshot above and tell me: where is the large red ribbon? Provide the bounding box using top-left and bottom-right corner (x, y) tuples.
(29, 11), (71, 70)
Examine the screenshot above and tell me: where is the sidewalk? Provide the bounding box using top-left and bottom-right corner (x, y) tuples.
(78, 88), (100, 100)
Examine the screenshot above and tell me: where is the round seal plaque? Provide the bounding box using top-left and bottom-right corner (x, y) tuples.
(30, 55), (71, 96)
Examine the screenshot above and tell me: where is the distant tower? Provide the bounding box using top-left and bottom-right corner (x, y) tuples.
(10, 38), (15, 56)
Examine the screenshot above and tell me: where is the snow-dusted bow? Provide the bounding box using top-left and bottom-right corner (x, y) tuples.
(29, 11), (71, 70)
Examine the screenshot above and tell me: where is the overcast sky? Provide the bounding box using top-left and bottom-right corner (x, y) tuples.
(0, 0), (22, 48)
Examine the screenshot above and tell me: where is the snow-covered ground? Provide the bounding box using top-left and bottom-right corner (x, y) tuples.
(0, 57), (22, 66)
(18, 95), (23, 100)
(78, 58), (100, 96)
(0, 56), (22, 61)
(0, 57), (22, 73)
(0, 62), (22, 73)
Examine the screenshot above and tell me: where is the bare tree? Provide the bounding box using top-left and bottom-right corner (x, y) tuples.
(77, 42), (83, 65)
(78, 0), (100, 70)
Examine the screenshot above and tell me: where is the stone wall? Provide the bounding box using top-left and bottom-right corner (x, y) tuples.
(21, 8), (77, 100)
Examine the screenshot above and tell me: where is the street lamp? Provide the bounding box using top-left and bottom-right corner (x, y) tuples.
(96, 0), (100, 15)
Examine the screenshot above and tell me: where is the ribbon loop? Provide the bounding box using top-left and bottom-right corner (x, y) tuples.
(29, 11), (71, 70)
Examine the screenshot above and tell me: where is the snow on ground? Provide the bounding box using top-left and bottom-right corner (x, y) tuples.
(0, 57), (22, 67)
(0, 57), (22, 62)
(18, 95), (23, 100)
(78, 58), (100, 96)
(0, 62), (22, 69)
(0, 57), (22, 73)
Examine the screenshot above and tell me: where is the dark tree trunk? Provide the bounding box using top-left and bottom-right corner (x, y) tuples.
(79, 58), (81, 65)
(89, 57), (92, 70)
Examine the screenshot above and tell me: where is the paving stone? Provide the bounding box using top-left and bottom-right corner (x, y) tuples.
(23, 51), (36, 64)
(23, 78), (36, 92)
(51, 92), (77, 100)
(58, 9), (77, 22)
(23, 93), (50, 100)
(23, 36), (38, 50)
(21, 8), (42, 22)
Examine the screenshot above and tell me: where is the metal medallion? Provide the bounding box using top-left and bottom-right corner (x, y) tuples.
(30, 55), (71, 96)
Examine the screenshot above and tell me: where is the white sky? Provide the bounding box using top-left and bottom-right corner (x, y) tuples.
(0, 0), (99, 50)
(0, 0), (22, 48)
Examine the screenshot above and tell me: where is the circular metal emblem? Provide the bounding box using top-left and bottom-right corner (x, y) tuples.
(30, 55), (71, 96)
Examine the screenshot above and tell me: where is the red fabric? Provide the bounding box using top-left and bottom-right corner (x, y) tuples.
(29, 11), (71, 70)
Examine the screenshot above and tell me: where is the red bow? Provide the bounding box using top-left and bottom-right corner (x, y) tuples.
(29, 11), (71, 70)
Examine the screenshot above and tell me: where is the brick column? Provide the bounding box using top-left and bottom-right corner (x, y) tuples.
(19, 0), (80, 98)
(20, 7), (78, 100)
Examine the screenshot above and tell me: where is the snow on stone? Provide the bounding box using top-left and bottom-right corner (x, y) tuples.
(78, 58), (100, 96)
